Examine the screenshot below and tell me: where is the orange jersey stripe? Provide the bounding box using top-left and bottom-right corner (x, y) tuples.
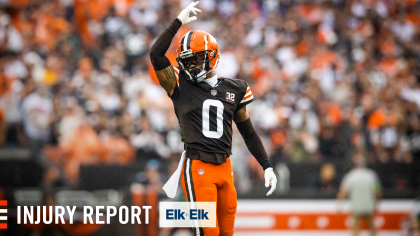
(242, 93), (253, 100)
(0, 201), (6, 206)
(246, 88), (251, 94)
(0, 223), (6, 229)
(174, 70), (179, 84)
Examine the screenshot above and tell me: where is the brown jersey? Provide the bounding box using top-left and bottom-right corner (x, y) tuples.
(170, 67), (254, 164)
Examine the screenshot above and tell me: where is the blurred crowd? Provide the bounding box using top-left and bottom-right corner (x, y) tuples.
(0, 0), (419, 194)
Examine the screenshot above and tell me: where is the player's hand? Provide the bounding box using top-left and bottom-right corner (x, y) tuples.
(177, 1), (202, 25)
(265, 168), (277, 196)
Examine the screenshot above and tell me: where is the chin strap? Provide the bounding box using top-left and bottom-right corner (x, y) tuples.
(196, 68), (214, 82)
(183, 66), (214, 83)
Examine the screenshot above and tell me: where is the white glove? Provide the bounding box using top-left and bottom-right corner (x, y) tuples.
(177, 1), (202, 25)
(265, 168), (277, 196)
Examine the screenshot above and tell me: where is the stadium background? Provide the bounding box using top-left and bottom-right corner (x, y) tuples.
(0, 0), (419, 235)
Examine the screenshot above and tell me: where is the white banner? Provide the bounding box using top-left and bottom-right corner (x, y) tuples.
(233, 200), (415, 235)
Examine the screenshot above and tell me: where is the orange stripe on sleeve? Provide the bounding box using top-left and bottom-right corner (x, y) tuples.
(246, 88), (251, 94)
(0, 201), (7, 206)
(0, 223), (7, 229)
(173, 70), (179, 84)
(242, 93), (253, 100)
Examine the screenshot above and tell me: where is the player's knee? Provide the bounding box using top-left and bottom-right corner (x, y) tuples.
(227, 190), (237, 213)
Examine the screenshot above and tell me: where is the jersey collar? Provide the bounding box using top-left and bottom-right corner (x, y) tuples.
(203, 73), (218, 87)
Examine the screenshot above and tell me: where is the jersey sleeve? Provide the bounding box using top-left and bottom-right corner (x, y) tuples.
(169, 67), (180, 101)
(173, 67), (180, 85)
(235, 82), (254, 112)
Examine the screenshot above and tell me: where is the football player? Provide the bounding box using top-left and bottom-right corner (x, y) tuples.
(150, 2), (277, 235)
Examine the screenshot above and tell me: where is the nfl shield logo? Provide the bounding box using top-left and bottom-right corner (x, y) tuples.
(198, 169), (204, 175)
(211, 90), (217, 96)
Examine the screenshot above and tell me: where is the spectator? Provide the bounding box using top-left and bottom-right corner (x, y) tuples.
(0, 13), (24, 53)
(22, 86), (53, 160)
(102, 132), (135, 165)
(57, 99), (84, 141)
(60, 124), (107, 184)
(311, 163), (339, 191)
(406, 114), (420, 164)
(131, 159), (165, 193)
(130, 116), (166, 163)
(337, 153), (382, 236)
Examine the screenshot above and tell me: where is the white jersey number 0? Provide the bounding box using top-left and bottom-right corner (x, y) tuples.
(202, 99), (224, 138)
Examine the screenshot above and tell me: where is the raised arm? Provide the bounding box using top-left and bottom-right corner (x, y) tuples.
(150, 18), (180, 95)
(150, 1), (201, 96)
(234, 106), (277, 196)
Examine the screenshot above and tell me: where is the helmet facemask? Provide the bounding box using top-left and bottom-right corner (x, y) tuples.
(176, 49), (217, 83)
